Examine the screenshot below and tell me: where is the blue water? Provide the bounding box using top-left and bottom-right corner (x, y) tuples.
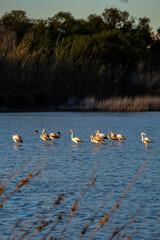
(0, 112), (159, 240)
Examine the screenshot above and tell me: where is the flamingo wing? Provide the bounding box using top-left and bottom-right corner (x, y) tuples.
(74, 137), (83, 143)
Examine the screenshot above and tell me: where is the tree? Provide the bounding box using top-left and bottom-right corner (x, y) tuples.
(50, 11), (76, 35)
(136, 17), (152, 47)
(0, 10), (31, 42)
(121, 16), (135, 32)
(102, 7), (135, 30)
(138, 17), (151, 30)
(102, 7), (123, 28)
(87, 14), (106, 34)
(30, 19), (49, 48)
(157, 27), (160, 35)
(71, 19), (89, 35)
(47, 17), (60, 42)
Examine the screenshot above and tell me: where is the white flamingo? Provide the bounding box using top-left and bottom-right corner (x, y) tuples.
(108, 131), (118, 143)
(49, 132), (60, 142)
(141, 132), (153, 147)
(116, 133), (125, 141)
(40, 129), (51, 143)
(12, 134), (23, 144)
(95, 130), (108, 139)
(90, 135), (105, 144)
(69, 130), (83, 144)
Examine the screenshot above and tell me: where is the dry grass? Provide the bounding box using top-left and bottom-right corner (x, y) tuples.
(80, 96), (160, 112)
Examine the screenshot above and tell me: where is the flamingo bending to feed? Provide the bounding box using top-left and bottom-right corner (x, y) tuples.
(12, 135), (23, 144)
(95, 130), (108, 139)
(108, 131), (118, 143)
(69, 130), (83, 144)
(116, 133), (125, 141)
(141, 132), (153, 147)
(49, 132), (60, 142)
(90, 135), (105, 144)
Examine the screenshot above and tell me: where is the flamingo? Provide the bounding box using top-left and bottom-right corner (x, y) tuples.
(108, 131), (118, 143)
(95, 130), (108, 139)
(40, 129), (51, 143)
(90, 135), (105, 144)
(116, 133), (125, 141)
(141, 132), (153, 147)
(49, 132), (60, 142)
(69, 130), (83, 144)
(12, 134), (23, 144)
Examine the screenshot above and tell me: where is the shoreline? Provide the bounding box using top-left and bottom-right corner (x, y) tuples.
(1, 96), (160, 112)
(0, 108), (160, 113)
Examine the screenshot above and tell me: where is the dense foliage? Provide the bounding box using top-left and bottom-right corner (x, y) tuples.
(0, 9), (160, 110)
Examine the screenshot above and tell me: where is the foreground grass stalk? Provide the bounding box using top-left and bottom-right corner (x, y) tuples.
(80, 192), (112, 239)
(57, 161), (102, 239)
(108, 202), (148, 239)
(10, 195), (56, 240)
(0, 155), (50, 208)
(0, 151), (155, 239)
(0, 159), (31, 197)
(88, 152), (154, 240)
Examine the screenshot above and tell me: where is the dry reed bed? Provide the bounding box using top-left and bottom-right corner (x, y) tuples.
(1, 35), (160, 111)
(80, 96), (160, 112)
(0, 152), (156, 239)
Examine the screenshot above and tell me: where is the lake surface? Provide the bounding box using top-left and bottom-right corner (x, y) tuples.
(0, 112), (159, 240)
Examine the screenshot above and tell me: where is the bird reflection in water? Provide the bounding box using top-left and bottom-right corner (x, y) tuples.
(13, 144), (22, 149)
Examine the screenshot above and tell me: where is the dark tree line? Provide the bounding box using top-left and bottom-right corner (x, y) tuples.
(0, 8), (160, 110)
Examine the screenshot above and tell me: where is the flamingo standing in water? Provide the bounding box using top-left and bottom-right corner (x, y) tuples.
(116, 133), (125, 141)
(108, 131), (118, 143)
(69, 130), (83, 144)
(141, 132), (153, 147)
(95, 130), (108, 139)
(49, 132), (60, 142)
(12, 134), (23, 144)
(90, 135), (105, 144)
(40, 129), (51, 143)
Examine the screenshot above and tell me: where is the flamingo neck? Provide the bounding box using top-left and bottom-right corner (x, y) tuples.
(71, 132), (73, 140)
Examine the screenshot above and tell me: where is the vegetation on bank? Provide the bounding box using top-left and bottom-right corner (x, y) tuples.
(0, 8), (160, 111)
(79, 96), (160, 112)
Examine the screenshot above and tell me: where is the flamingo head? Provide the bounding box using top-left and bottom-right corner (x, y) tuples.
(141, 132), (146, 137)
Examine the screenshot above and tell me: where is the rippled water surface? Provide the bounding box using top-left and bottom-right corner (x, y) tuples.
(0, 112), (159, 239)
